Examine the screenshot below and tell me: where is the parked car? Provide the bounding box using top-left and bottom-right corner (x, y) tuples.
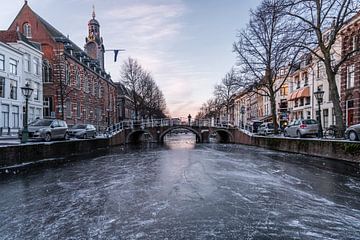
(258, 122), (275, 135)
(68, 124), (96, 139)
(18, 119), (69, 142)
(246, 120), (263, 133)
(284, 119), (319, 138)
(345, 123), (360, 141)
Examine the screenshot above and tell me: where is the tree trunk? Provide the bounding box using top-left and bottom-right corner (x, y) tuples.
(325, 64), (345, 137)
(270, 93), (278, 134)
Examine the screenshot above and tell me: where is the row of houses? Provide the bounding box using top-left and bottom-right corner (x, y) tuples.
(221, 13), (360, 130)
(0, 2), (134, 134)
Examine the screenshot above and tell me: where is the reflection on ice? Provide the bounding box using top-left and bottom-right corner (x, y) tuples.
(0, 135), (359, 239)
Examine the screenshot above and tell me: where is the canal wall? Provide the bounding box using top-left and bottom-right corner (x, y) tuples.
(0, 138), (110, 170)
(233, 130), (360, 163)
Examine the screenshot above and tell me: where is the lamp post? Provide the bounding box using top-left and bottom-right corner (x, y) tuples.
(314, 87), (324, 138)
(21, 82), (33, 143)
(240, 105), (245, 129)
(188, 114), (192, 126)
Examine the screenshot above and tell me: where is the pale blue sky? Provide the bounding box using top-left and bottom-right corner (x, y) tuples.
(1, 0), (261, 117)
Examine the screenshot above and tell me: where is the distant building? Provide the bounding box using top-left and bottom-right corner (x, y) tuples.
(8, 2), (117, 130)
(115, 82), (134, 121)
(0, 31), (43, 134)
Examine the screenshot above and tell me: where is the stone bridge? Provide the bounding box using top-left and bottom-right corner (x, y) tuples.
(107, 119), (238, 144)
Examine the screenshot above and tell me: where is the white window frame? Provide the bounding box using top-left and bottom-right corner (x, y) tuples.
(0, 54), (4, 71)
(347, 64), (355, 89)
(24, 53), (31, 72)
(9, 58), (17, 75)
(23, 23), (32, 38)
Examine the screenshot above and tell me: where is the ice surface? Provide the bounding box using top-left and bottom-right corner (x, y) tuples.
(0, 135), (359, 239)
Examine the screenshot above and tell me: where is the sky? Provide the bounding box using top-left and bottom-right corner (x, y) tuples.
(0, 0), (261, 118)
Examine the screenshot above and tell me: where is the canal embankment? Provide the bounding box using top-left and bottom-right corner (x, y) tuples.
(234, 130), (360, 163)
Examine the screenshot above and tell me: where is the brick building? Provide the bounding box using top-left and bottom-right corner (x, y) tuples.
(341, 13), (360, 127)
(8, 1), (117, 130)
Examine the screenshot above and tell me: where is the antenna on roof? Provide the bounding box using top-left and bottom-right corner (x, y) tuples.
(24, 0), (28, 5)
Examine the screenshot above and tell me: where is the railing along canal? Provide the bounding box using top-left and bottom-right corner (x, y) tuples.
(105, 118), (235, 137)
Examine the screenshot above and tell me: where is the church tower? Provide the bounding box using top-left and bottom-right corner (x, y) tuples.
(85, 6), (105, 70)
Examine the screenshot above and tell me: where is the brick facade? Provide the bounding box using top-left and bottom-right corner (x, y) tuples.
(341, 15), (360, 126)
(8, 2), (116, 130)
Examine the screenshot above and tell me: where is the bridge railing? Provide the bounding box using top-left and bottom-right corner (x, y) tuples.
(104, 118), (236, 137)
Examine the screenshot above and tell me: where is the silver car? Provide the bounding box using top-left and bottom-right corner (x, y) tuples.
(345, 123), (360, 141)
(68, 124), (96, 139)
(284, 119), (319, 138)
(19, 119), (69, 142)
(257, 122), (274, 135)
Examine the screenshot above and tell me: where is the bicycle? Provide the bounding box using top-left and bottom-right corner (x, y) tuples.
(323, 125), (337, 139)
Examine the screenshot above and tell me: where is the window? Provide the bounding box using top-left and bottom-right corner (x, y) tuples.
(316, 61), (321, 79)
(43, 97), (53, 117)
(10, 80), (17, 100)
(9, 58), (17, 75)
(1, 104), (9, 128)
(303, 72), (308, 86)
(29, 107), (35, 123)
(84, 75), (89, 92)
(0, 77), (5, 98)
(23, 23), (32, 38)
(33, 57), (40, 75)
(323, 109), (329, 128)
(77, 101), (81, 118)
(42, 61), (52, 82)
(347, 65), (355, 88)
(12, 106), (19, 128)
(280, 85), (288, 96)
(0, 54), (5, 71)
(33, 82), (40, 101)
(93, 82), (97, 96)
(24, 53), (30, 72)
(76, 69), (81, 89)
(352, 35), (358, 52)
(98, 84), (101, 98)
(66, 99), (71, 117)
(65, 64), (70, 85)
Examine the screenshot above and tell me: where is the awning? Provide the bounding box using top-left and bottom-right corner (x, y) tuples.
(287, 86), (310, 101)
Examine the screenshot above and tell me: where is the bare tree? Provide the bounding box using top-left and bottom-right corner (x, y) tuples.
(214, 68), (240, 123)
(121, 57), (167, 120)
(287, 0), (360, 136)
(120, 57), (144, 120)
(233, 0), (302, 133)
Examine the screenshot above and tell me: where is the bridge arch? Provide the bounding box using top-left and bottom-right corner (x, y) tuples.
(159, 126), (202, 143)
(126, 129), (154, 144)
(211, 129), (234, 143)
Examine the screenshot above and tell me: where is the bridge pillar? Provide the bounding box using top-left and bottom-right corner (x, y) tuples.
(201, 130), (210, 143)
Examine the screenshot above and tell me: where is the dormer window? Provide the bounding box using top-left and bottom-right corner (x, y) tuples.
(23, 23), (32, 38)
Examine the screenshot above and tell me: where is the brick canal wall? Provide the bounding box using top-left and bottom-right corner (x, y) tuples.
(233, 130), (360, 163)
(0, 139), (110, 169)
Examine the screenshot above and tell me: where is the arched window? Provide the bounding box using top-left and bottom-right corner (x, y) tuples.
(65, 64), (70, 85)
(23, 23), (32, 38)
(75, 69), (81, 89)
(42, 60), (52, 82)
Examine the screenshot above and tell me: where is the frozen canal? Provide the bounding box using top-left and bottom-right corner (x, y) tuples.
(0, 135), (360, 239)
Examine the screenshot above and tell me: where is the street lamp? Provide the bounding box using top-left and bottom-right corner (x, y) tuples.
(21, 82), (33, 143)
(314, 87), (324, 138)
(188, 114), (192, 126)
(240, 105), (245, 129)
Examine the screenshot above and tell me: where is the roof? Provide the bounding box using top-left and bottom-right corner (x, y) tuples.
(115, 82), (132, 97)
(0, 30), (41, 51)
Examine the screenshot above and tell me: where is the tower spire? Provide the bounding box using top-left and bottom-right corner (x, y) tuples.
(92, 5), (96, 19)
